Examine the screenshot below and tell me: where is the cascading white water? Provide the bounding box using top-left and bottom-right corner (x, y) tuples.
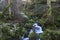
(22, 22), (43, 40)
(0, 22), (43, 40)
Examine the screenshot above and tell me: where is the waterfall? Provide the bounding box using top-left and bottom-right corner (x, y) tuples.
(21, 22), (43, 40)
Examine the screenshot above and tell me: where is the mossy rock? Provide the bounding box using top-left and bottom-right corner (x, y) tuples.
(40, 29), (60, 40)
(28, 32), (38, 40)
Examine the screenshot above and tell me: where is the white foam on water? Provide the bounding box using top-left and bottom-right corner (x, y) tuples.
(23, 38), (29, 40)
(30, 23), (43, 34)
(21, 23), (43, 40)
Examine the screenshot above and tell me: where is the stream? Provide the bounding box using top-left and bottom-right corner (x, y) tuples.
(0, 22), (43, 40)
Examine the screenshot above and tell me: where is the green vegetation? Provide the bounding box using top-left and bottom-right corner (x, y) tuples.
(0, 0), (60, 40)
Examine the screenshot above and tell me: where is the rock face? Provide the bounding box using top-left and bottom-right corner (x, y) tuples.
(0, 0), (8, 12)
(0, 0), (60, 19)
(0, 0), (28, 19)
